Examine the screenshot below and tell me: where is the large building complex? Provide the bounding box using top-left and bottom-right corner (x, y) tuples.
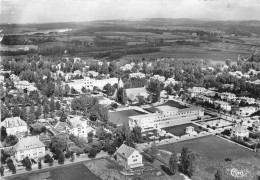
(129, 105), (204, 131)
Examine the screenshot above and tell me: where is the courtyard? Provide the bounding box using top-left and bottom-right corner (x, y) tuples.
(108, 109), (147, 125)
(162, 123), (205, 136)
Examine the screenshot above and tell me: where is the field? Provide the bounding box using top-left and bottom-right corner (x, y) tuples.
(162, 123), (204, 136)
(5, 162), (100, 180)
(108, 109), (147, 125)
(158, 135), (260, 179)
(123, 45), (251, 63)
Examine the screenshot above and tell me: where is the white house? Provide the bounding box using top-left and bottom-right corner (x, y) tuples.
(10, 74), (19, 82)
(188, 87), (206, 97)
(129, 72), (145, 79)
(13, 136), (45, 161)
(1, 117), (28, 135)
(231, 125), (249, 138)
(88, 71), (99, 77)
(219, 92), (236, 101)
(66, 116), (95, 137)
(236, 106), (257, 117)
(116, 144), (143, 170)
(237, 97), (255, 105)
(151, 75), (165, 82)
(252, 122), (260, 132)
(164, 77), (178, 87)
(214, 100), (231, 111)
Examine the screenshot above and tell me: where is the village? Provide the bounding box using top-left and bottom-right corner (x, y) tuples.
(1, 52), (260, 180)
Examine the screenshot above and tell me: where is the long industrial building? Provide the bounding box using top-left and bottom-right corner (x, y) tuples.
(128, 105), (204, 131)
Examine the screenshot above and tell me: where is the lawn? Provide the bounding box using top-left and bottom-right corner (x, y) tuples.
(108, 109), (147, 125)
(157, 135), (260, 180)
(159, 135), (256, 162)
(162, 123), (204, 136)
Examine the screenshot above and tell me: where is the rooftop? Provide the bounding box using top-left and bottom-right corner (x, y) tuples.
(13, 136), (45, 151)
(155, 105), (178, 112)
(1, 117), (27, 128)
(116, 144), (137, 158)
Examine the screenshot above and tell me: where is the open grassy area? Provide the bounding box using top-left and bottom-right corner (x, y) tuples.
(158, 135), (260, 179)
(108, 109), (147, 125)
(123, 45), (250, 62)
(162, 123), (204, 136)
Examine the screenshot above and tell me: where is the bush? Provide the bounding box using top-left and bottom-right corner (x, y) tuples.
(84, 145), (91, 153)
(58, 152), (65, 164)
(38, 161), (42, 169)
(88, 147), (98, 158)
(76, 148), (83, 157)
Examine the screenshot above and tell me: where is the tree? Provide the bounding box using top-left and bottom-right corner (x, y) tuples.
(43, 104), (50, 118)
(169, 150), (178, 175)
(58, 152), (65, 164)
(0, 166), (4, 176)
(12, 104), (21, 117)
(64, 84), (70, 96)
(117, 87), (127, 105)
(4, 135), (18, 147)
(81, 86), (87, 94)
(71, 87), (78, 94)
(179, 147), (196, 177)
(56, 101), (61, 110)
(131, 126), (143, 143)
(35, 104), (42, 119)
(225, 59), (231, 66)
(59, 109), (67, 122)
(20, 106), (27, 121)
(149, 142), (158, 162)
(6, 159), (16, 174)
(1, 127), (7, 142)
(215, 170), (223, 180)
(22, 157), (32, 171)
(49, 97), (56, 112)
(38, 160), (42, 169)
(88, 147), (98, 158)
(49, 136), (68, 155)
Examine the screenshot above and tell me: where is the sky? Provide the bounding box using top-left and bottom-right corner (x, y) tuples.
(1, 0), (260, 24)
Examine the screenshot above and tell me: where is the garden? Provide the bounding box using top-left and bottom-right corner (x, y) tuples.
(162, 123), (205, 136)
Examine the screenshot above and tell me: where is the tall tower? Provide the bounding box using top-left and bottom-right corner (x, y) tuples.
(118, 78), (124, 89)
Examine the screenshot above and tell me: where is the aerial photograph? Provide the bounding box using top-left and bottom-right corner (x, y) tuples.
(0, 0), (260, 179)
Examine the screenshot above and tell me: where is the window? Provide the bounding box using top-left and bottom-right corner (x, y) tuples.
(133, 159), (137, 162)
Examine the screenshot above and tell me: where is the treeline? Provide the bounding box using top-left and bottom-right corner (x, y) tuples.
(1, 35), (56, 45)
(93, 47), (161, 60)
(94, 36), (127, 47)
(38, 42), (76, 55)
(0, 50), (37, 56)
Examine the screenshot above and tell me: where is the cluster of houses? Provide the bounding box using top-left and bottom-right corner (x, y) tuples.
(188, 87), (259, 117)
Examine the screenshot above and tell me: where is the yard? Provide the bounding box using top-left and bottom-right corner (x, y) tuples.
(108, 109), (147, 125)
(145, 100), (187, 113)
(158, 135), (260, 180)
(162, 123), (204, 136)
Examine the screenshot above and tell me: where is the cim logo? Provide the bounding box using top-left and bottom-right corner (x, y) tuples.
(230, 168), (249, 178)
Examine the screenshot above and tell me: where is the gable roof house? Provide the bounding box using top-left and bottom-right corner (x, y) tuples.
(13, 136), (45, 161)
(1, 117), (28, 135)
(115, 144), (143, 170)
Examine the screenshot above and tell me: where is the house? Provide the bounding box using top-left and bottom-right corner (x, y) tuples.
(188, 87), (206, 97)
(88, 71), (99, 77)
(164, 78), (178, 87)
(236, 106), (257, 117)
(66, 116), (95, 137)
(196, 95), (213, 104)
(13, 136), (45, 161)
(10, 74), (19, 82)
(231, 125), (249, 138)
(237, 97), (255, 104)
(219, 92), (236, 101)
(129, 72), (145, 79)
(252, 122), (260, 132)
(0, 75), (4, 82)
(125, 87), (149, 104)
(150, 75), (165, 82)
(73, 70), (82, 77)
(214, 101), (231, 111)
(116, 144), (143, 170)
(1, 117), (28, 135)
